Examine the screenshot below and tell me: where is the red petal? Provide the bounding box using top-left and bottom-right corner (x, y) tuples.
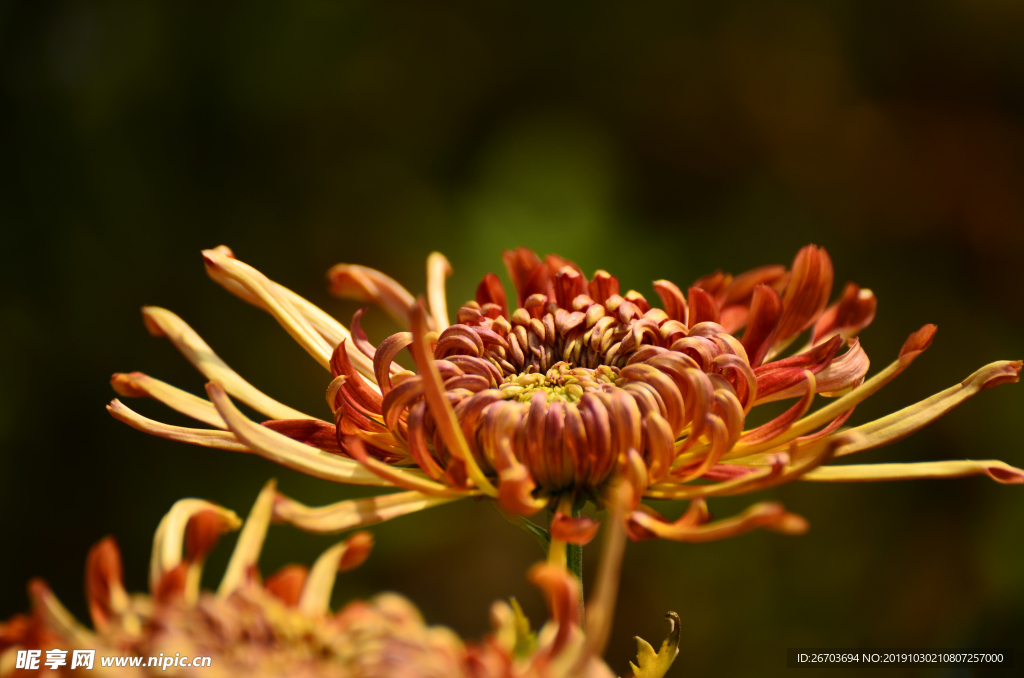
(775, 245), (834, 341)
(262, 419), (344, 453)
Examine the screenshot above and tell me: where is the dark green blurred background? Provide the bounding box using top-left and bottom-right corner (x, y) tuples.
(2, 1), (1022, 676)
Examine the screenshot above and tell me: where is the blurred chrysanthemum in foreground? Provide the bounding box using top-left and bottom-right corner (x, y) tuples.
(108, 245), (1022, 550)
(0, 482), (679, 678)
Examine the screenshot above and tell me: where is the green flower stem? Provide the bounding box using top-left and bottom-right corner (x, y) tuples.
(565, 509), (583, 586)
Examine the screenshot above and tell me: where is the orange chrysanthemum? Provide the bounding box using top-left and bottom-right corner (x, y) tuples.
(109, 246), (1021, 543)
(0, 482), (680, 678)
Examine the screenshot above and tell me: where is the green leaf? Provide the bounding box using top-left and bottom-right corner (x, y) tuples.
(494, 503), (551, 553)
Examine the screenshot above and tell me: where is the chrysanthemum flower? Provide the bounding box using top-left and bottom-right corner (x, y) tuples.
(0, 482), (679, 678)
(109, 245), (1021, 542)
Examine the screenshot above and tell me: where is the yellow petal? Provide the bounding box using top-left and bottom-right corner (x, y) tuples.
(725, 326), (936, 460)
(272, 490), (465, 533)
(298, 532), (374, 617)
(426, 251), (453, 331)
(142, 306), (315, 420)
(801, 460), (1024, 484)
(206, 381), (394, 486)
(202, 248), (334, 370)
(649, 433), (858, 500)
(150, 499), (241, 593)
(218, 480), (276, 597)
(836, 360), (1022, 457)
(202, 245), (377, 381)
(107, 399), (249, 452)
(27, 580), (97, 647)
(630, 501), (808, 542)
(343, 436), (475, 497)
(327, 262), (418, 329)
(111, 371), (226, 428)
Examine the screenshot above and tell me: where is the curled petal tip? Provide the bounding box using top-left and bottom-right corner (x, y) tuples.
(200, 250), (220, 269)
(110, 372), (147, 398)
(338, 531), (374, 571)
(497, 463), (547, 516)
(298, 531), (376, 616)
(978, 360), (1022, 390)
(987, 464), (1024, 484)
(264, 564), (308, 607)
(185, 509), (243, 562)
(140, 306), (167, 337)
(767, 510), (810, 536)
(550, 513), (601, 545)
(899, 324), (937, 359)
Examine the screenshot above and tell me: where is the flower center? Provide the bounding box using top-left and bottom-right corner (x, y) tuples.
(498, 363), (621, 404)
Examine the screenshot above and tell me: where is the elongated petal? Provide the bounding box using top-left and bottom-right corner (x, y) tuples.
(374, 332), (414, 394)
(754, 336), (842, 402)
(111, 372), (226, 429)
(203, 248), (334, 369)
(107, 399), (250, 452)
(206, 381), (394, 486)
(812, 282), (877, 345)
(217, 480), (276, 597)
(27, 580), (96, 647)
(267, 277), (377, 380)
(142, 306), (315, 421)
(644, 462), (781, 500)
(741, 372), (816, 445)
(298, 532), (374, 617)
(426, 252), (453, 330)
(182, 509), (239, 604)
(272, 490), (464, 533)
(686, 286), (719, 327)
(343, 436), (473, 497)
(202, 246), (357, 354)
(724, 264), (788, 306)
(476, 272), (510, 319)
(528, 562), (581, 659)
(643, 412), (674, 484)
(836, 360), (1022, 456)
(629, 501), (808, 542)
(801, 460), (1024, 484)
(774, 245), (833, 343)
(261, 419), (343, 453)
(815, 338), (869, 395)
(150, 499), (241, 593)
(504, 247), (549, 306)
(627, 499), (709, 541)
(653, 433), (857, 499)
(756, 338), (869, 404)
(741, 284), (782, 367)
(575, 482), (630, 674)
(724, 325), (937, 460)
(653, 279), (687, 323)
(410, 302), (498, 496)
(85, 538), (129, 631)
(328, 262), (418, 329)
